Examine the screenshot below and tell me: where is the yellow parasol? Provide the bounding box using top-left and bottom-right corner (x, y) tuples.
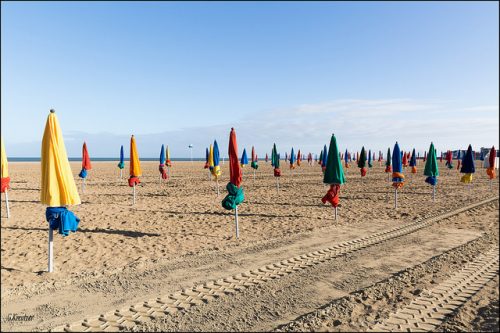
(208, 144), (214, 171)
(166, 145), (172, 166)
(1, 136), (11, 218)
(41, 109), (81, 273)
(41, 110), (81, 206)
(165, 145), (172, 178)
(129, 135), (142, 178)
(1, 136), (8, 179)
(129, 135), (141, 204)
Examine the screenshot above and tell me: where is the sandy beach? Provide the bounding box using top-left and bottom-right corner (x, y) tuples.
(1, 160), (498, 331)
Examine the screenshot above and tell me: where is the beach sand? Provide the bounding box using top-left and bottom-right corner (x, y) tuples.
(1, 160), (498, 331)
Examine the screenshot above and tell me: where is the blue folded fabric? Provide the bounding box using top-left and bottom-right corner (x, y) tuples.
(78, 168), (88, 178)
(46, 207), (80, 236)
(425, 176), (438, 186)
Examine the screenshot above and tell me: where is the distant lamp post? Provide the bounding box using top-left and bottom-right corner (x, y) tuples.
(188, 144), (193, 163)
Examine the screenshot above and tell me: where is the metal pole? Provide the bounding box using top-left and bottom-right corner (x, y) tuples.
(276, 177), (279, 194)
(216, 179), (220, 196)
(235, 206), (239, 239)
(5, 190), (10, 218)
(120, 169), (122, 179)
(133, 184), (136, 205)
(394, 189), (398, 209)
(82, 178), (86, 194)
(167, 167), (170, 180)
(334, 206), (337, 220)
(253, 169), (256, 183)
(48, 228), (54, 272)
(432, 185), (435, 201)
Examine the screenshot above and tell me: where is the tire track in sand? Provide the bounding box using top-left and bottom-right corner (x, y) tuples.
(369, 247), (499, 332)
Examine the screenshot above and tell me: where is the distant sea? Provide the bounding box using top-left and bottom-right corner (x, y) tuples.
(10, 157), (207, 162)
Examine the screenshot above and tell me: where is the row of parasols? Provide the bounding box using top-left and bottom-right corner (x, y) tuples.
(0, 110), (497, 273)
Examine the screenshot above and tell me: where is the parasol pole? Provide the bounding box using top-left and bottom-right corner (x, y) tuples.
(82, 178), (86, 194)
(235, 206), (239, 239)
(133, 184), (136, 205)
(432, 185), (435, 201)
(5, 190), (10, 218)
(253, 169), (256, 183)
(216, 178), (220, 196)
(120, 169), (123, 179)
(334, 206), (337, 220)
(276, 177), (279, 194)
(48, 225), (54, 272)
(167, 167), (170, 180)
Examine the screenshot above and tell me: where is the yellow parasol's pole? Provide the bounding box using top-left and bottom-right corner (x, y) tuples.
(5, 190), (10, 218)
(133, 184), (136, 205)
(48, 227), (54, 272)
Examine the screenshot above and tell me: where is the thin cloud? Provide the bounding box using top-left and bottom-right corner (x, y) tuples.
(5, 99), (499, 158)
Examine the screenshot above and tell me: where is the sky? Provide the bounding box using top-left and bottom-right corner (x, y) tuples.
(1, 1), (499, 158)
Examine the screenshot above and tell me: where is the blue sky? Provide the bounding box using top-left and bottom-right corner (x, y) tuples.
(1, 1), (498, 157)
